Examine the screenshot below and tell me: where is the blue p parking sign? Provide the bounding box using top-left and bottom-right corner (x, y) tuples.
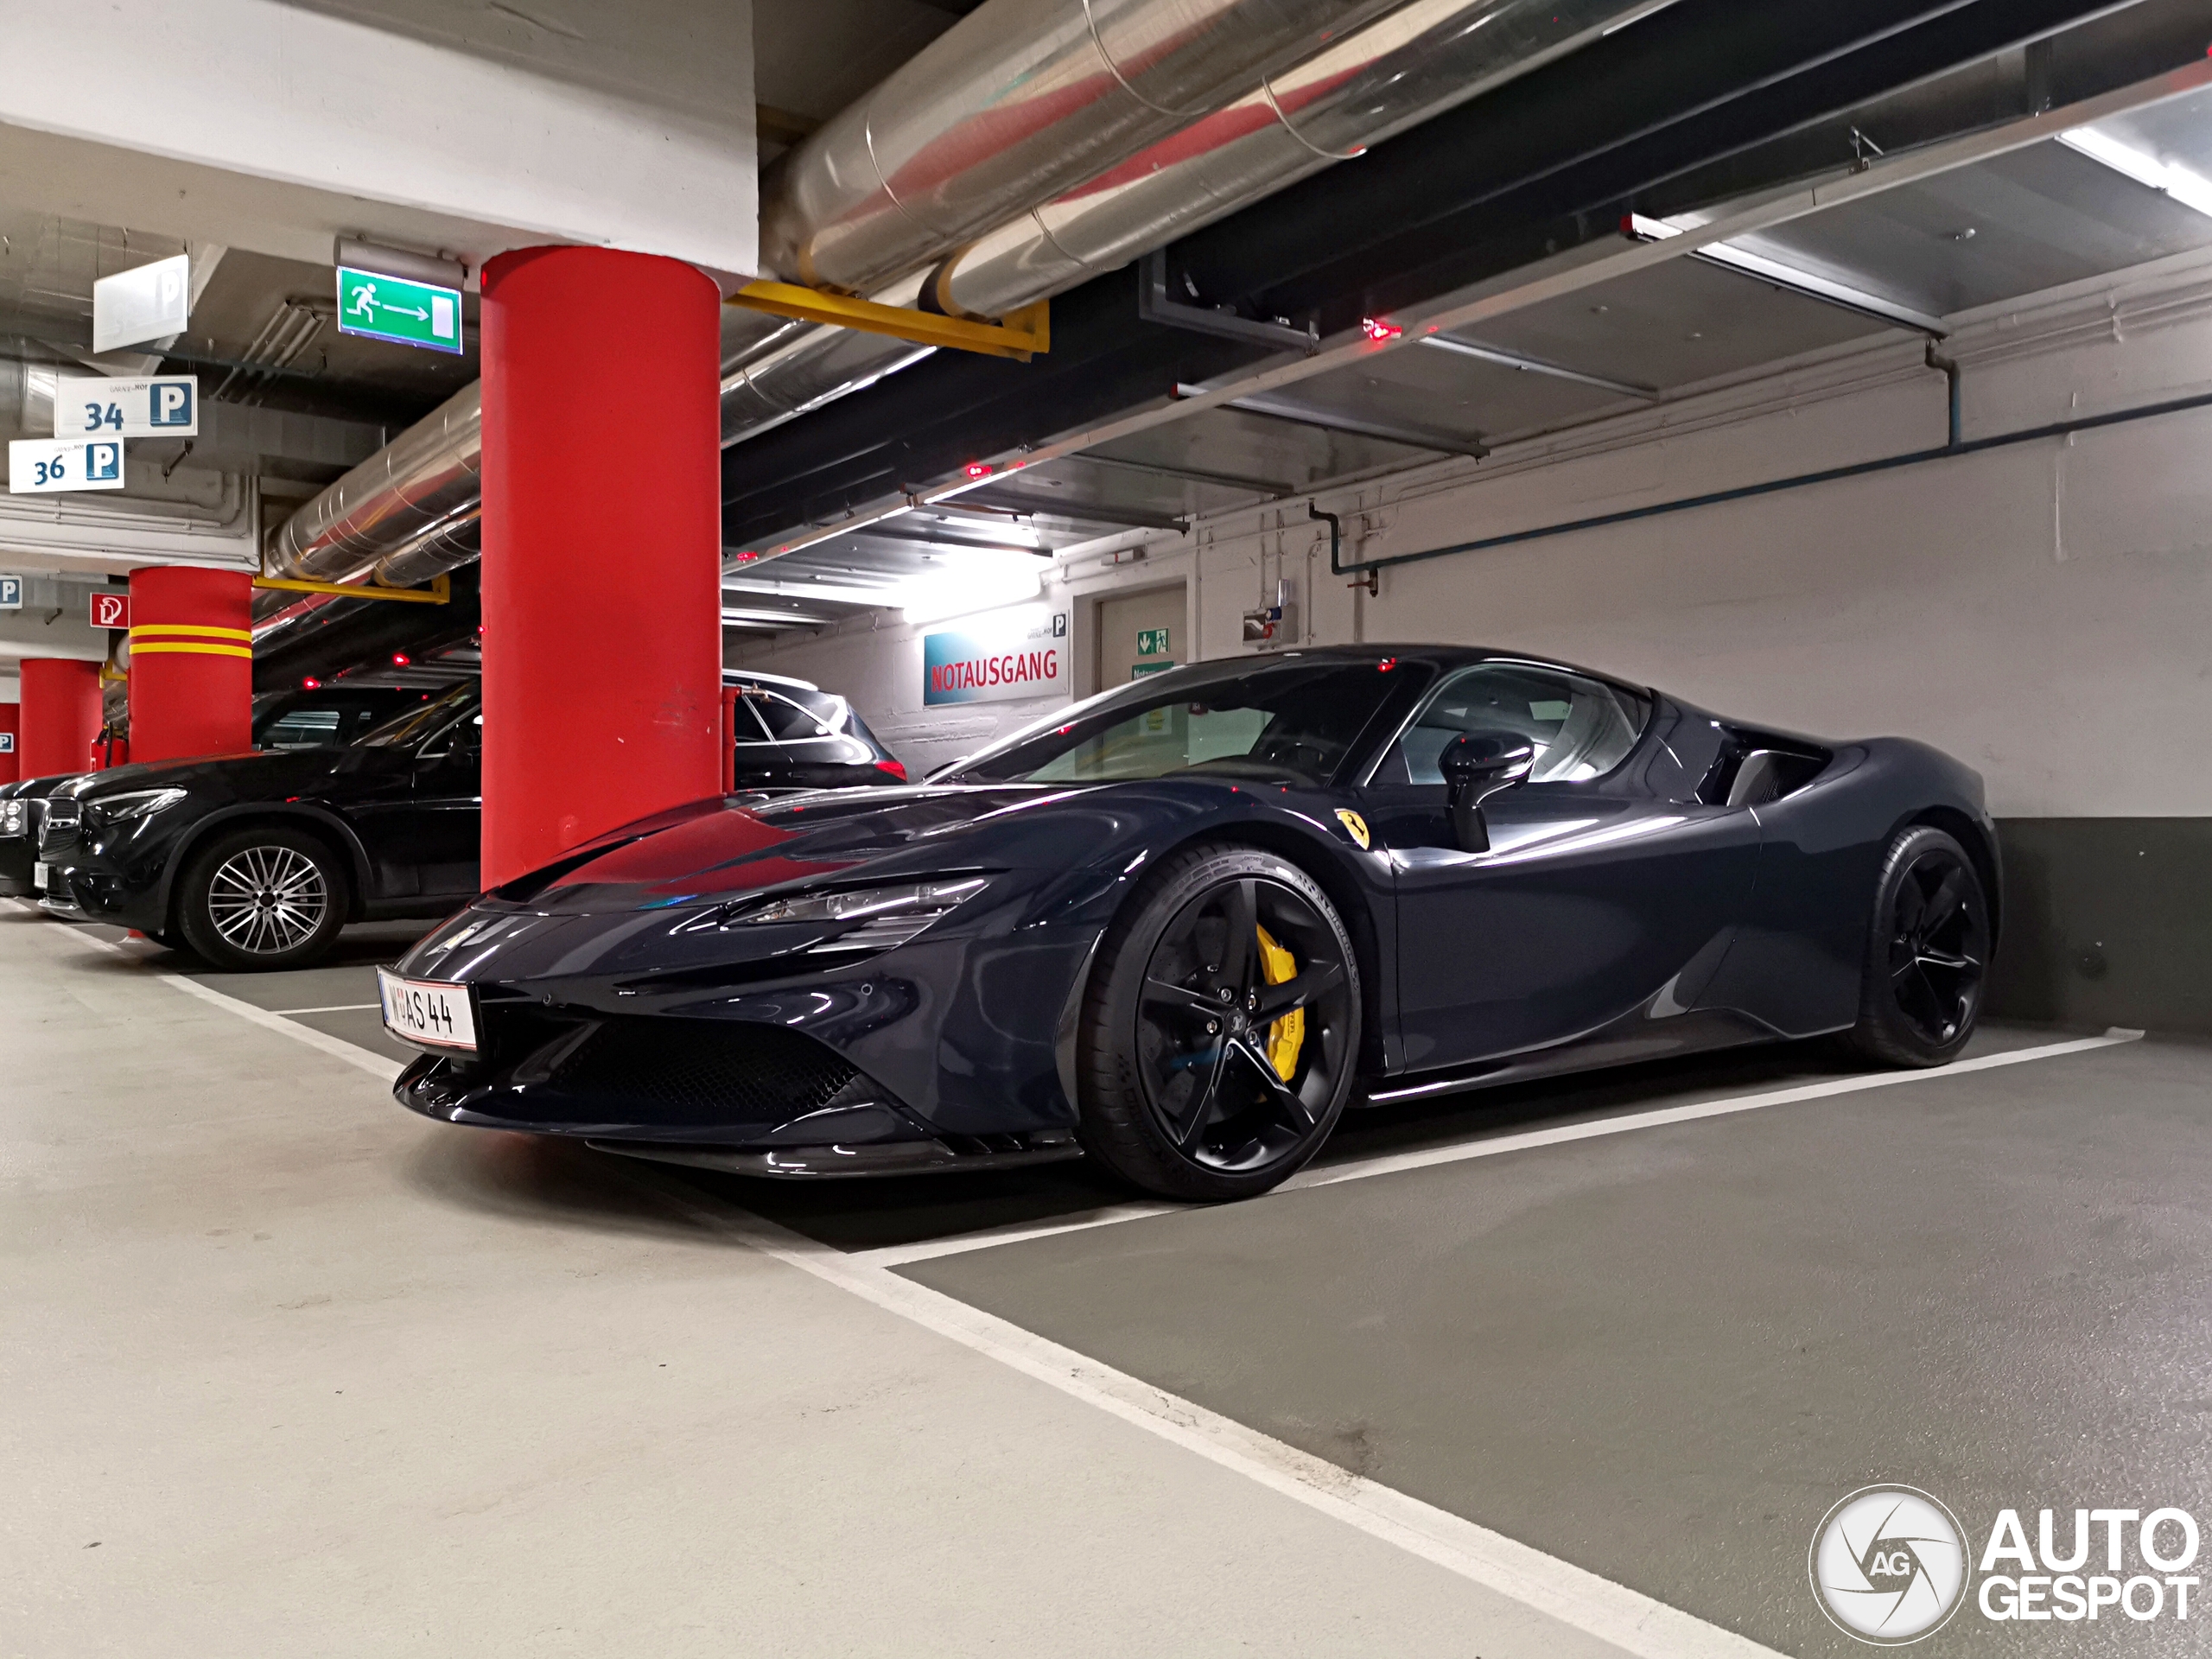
(149, 381), (193, 427)
(85, 442), (121, 482)
(0, 575), (20, 609)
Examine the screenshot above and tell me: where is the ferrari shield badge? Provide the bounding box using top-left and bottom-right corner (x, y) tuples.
(1334, 808), (1371, 850)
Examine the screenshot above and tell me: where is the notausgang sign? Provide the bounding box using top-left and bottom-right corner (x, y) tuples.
(924, 613), (1066, 707)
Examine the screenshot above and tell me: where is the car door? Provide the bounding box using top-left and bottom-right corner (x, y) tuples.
(1355, 661), (1760, 1073)
(406, 708), (483, 897)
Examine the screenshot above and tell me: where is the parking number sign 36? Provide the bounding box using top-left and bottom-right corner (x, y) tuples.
(9, 439), (125, 494)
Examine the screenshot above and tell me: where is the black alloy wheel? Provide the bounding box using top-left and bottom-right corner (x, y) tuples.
(175, 825), (350, 972)
(1079, 844), (1361, 1200)
(1849, 825), (1990, 1067)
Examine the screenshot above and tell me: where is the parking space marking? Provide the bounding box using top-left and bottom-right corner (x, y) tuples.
(619, 1169), (1787, 1659)
(855, 1029), (2144, 1266)
(10, 904), (405, 1084)
(1293, 1028), (2143, 1191)
(271, 1002), (381, 1014)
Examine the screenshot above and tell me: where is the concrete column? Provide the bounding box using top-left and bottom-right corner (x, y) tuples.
(19, 659), (102, 779)
(0, 702), (18, 785)
(479, 246), (723, 887)
(127, 567), (254, 764)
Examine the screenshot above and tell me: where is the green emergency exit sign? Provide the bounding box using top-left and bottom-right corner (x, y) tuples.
(1136, 627), (1171, 656)
(336, 266), (464, 354)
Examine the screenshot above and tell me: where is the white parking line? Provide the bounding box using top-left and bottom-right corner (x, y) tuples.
(855, 1028), (2144, 1266)
(10, 907), (404, 1084)
(272, 1002), (382, 1015)
(623, 1173), (1788, 1659)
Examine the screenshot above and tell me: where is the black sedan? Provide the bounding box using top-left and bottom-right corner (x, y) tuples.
(385, 646), (1998, 1201)
(1, 684), (429, 901)
(36, 671), (909, 969)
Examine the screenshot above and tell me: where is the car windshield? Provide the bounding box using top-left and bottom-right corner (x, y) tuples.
(944, 659), (1410, 787)
(357, 683), (477, 748)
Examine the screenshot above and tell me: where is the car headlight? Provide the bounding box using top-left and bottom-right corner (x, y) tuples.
(87, 787), (188, 823)
(0, 800), (23, 836)
(741, 876), (989, 953)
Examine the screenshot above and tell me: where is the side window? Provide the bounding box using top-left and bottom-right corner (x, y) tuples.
(728, 696), (772, 747)
(747, 690), (830, 741)
(262, 709), (344, 750)
(1392, 664), (1649, 785)
(786, 688), (850, 732)
(422, 711), (483, 761)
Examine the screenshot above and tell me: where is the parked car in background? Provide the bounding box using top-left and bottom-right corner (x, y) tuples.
(728, 669), (907, 789)
(35, 671), (905, 969)
(1, 684), (429, 901)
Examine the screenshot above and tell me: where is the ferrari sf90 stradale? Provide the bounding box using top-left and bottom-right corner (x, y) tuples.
(387, 647), (1995, 1200)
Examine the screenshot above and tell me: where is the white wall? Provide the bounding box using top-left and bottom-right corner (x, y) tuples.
(0, 0), (756, 280)
(732, 255), (2212, 818)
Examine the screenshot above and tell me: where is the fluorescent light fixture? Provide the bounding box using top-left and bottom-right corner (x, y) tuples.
(2059, 125), (2212, 220)
(898, 548), (1043, 624)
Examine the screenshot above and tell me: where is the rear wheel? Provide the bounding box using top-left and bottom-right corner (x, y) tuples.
(1847, 825), (1990, 1067)
(175, 826), (349, 972)
(1077, 844), (1361, 1200)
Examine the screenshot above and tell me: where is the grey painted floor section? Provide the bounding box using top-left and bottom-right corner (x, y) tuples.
(902, 1034), (2212, 1656)
(0, 905), (1637, 1658)
(10, 898), (2208, 1656)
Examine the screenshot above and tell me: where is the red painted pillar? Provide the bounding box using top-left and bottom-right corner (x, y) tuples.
(480, 246), (721, 887)
(18, 658), (102, 779)
(127, 566), (254, 764)
(0, 702), (19, 785)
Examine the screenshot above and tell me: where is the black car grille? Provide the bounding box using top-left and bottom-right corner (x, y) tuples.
(543, 1016), (861, 1122)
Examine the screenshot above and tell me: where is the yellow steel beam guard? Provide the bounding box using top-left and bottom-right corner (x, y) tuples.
(728, 282), (1048, 362)
(251, 573), (451, 606)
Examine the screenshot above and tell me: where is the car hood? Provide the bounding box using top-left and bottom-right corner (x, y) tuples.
(488, 784), (1083, 917)
(66, 745), (405, 800)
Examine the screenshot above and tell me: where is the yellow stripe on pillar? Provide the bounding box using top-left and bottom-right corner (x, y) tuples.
(130, 642), (255, 658)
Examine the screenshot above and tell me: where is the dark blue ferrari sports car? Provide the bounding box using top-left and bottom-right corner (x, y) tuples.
(385, 645), (1996, 1200)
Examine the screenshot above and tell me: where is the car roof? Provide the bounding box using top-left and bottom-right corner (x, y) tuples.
(722, 668), (821, 692)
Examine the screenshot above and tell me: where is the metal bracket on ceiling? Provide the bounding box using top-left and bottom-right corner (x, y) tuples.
(728, 282), (1048, 361)
(1139, 250), (1319, 356)
(251, 573), (451, 606)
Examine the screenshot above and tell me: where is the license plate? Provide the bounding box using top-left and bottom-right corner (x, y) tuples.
(378, 968), (478, 1052)
(31, 861), (48, 892)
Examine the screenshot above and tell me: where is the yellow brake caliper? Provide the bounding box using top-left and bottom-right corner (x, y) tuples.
(1255, 924), (1304, 1083)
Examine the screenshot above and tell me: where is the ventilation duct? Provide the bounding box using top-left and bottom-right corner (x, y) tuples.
(721, 0), (1675, 449)
(759, 0), (1419, 295)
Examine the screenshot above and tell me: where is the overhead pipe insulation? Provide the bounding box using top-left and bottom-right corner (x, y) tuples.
(757, 0), (1420, 296)
(720, 0), (1678, 450)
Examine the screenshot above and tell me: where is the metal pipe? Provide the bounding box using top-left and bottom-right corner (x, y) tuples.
(724, 0), (1674, 452)
(1311, 370), (2212, 579)
(757, 0), (1416, 296)
(259, 382), (480, 594)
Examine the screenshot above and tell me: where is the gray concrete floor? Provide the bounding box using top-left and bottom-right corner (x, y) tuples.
(7, 899), (2208, 1656)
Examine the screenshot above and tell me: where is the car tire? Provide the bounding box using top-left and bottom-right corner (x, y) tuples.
(1847, 824), (1991, 1068)
(1077, 842), (1361, 1201)
(175, 825), (349, 972)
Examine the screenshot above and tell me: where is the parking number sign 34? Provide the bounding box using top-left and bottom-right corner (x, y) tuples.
(54, 376), (198, 437)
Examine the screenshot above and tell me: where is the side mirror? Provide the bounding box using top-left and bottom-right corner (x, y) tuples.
(1438, 731), (1535, 854)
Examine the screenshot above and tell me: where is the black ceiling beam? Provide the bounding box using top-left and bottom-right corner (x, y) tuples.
(251, 563), (481, 693)
(721, 0), (2162, 548)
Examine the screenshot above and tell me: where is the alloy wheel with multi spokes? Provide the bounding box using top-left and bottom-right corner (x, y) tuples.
(177, 827), (348, 971)
(1850, 825), (1990, 1066)
(1080, 845), (1361, 1198)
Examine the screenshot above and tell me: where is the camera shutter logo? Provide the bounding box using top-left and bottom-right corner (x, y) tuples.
(1810, 1485), (1969, 1644)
